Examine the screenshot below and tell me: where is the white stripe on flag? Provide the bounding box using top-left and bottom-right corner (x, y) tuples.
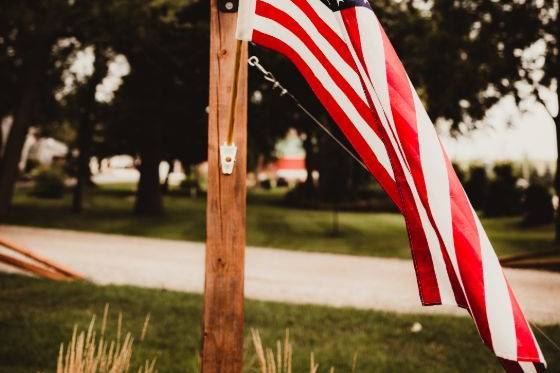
(412, 86), (457, 305)
(519, 362), (538, 373)
(476, 215), (518, 360)
(354, 8), (399, 149)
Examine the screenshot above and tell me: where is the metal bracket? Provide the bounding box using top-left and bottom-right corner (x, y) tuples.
(218, 0), (239, 12)
(220, 143), (238, 175)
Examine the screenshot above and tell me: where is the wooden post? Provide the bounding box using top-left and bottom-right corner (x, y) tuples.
(201, 0), (247, 372)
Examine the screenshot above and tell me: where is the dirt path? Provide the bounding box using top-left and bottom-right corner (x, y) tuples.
(1, 225), (558, 324)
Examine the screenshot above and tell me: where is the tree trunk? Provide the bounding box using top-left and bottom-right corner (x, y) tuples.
(302, 132), (315, 196)
(160, 159), (173, 194)
(72, 50), (108, 213)
(0, 53), (46, 219)
(552, 56), (560, 242)
(554, 114), (560, 242)
(72, 116), (93, 213)
(0, 117), (4, 160)
(134, 123), (163, 215)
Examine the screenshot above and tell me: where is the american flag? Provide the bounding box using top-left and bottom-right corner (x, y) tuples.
(237, 0), (547, 371)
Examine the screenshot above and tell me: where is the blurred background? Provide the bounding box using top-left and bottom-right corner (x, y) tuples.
(0, 0), (558, 263)
(0, 1), (559, 371)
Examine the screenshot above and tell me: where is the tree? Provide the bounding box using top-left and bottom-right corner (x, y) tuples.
(70, 50), (110, 213)
(523, 183), (554, 226)
(484, 163), (522, 217)
(96, 0), (210, 214)
(465, 166), (489, 211)
(0, 0), (99, 218)
(0, 2), (55, 218)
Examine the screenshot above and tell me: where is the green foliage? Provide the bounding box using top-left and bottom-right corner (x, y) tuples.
(1, 274), (559, 372)
(31, 167), (66, 199)
(484, 164), (522, 217)
(390, 0), (558, 130)
(523, 184), (555, 227)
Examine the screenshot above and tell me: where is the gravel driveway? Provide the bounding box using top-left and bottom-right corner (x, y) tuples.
(1, 225), (558, 325)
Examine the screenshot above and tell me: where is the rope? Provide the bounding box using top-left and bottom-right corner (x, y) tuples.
(247, 55), (369, 172)
(532, 322), (560, 354)
(226, 39), (245, 145)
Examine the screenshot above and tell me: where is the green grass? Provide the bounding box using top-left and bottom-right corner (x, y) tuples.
(5, 184), (558, 259)
(0, 273), (558, 372)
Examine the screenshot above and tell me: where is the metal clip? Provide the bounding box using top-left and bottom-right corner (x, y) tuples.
(220, 143), (237, 175)
(248, 55), (288, 94)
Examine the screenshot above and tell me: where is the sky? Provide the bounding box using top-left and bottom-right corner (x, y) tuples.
(440, 96), (558, 162)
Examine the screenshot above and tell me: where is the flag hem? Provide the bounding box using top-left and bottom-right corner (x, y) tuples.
(236, 0), (257, 40)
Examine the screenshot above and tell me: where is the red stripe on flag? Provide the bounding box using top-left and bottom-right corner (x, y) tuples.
(447, 168), (493, 347)
(507, 284), (540, 361)
(378, 26), (428, 207)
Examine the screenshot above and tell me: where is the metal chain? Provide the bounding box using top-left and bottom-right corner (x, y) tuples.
(248, 55), (369, 172)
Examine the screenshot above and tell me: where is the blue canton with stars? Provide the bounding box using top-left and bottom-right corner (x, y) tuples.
(318, 0), (371, 12)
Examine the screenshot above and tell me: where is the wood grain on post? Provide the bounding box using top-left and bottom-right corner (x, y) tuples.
(201, 1), (248, 372)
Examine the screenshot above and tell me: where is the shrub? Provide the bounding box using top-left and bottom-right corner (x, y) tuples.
(180, 177), (199, 197)
(484, 164), (522, 217)
(32, 167), (66, 199)
(523, 184), (554, 227)
(465, 166), (489, 210)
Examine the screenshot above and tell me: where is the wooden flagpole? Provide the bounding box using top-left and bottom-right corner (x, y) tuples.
(201, 0), (247, 371)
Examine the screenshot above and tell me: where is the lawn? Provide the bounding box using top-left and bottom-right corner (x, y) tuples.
(5, 184), (557, 259)
(0, 273), (558, 372)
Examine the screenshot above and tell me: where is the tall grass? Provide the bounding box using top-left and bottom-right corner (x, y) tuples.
(250, 329), (357, 373)
(55, 304), (156, 373)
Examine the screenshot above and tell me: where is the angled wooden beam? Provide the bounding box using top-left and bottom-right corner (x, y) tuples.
(0, 253), (70, 281)
(0, 237), (85, 280)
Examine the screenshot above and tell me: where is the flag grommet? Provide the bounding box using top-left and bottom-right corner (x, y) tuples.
(218, 0), (239, 13)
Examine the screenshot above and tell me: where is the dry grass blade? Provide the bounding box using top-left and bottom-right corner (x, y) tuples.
(266, 348), (277, 373)
(250, 329), (358, 373)
(54, 307), (156, 373)
(309, 352), (318, 373)
(101, 304), (109, 336)
(251, 328), (268, 373)
(140, 313), (150, 342)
